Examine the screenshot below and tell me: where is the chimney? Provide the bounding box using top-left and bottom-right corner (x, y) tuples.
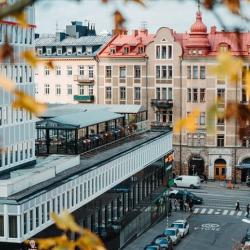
(140, 29), (148, 36)
(132, 29), (138, 38)
(122, 29), (128, 35)
(211, 26), (216, 34)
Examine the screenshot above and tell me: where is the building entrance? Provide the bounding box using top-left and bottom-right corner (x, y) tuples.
(214, 159), (226, 180)
(188, 156), (204, 176)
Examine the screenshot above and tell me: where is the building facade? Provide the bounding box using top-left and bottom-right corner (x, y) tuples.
(35, 21), (111, 104)
(0, 2), (36, 174)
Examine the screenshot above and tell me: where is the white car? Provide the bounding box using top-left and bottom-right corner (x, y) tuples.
(171, 220), (190, 237)
(168, 189), (179, 198)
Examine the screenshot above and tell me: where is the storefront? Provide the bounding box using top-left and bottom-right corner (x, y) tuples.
(188, 156), (204, 176)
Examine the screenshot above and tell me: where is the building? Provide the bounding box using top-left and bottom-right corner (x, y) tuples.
(35, 21), (112, 104)
(0, 3), (36, 174)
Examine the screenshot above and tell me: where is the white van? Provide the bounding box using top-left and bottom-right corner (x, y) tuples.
(173, 175), (201, 189)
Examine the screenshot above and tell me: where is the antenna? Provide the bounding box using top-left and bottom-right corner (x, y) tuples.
(141, 21), (147, 30)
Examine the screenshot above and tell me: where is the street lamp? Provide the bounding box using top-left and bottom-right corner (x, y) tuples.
(192, 165), (195, 176)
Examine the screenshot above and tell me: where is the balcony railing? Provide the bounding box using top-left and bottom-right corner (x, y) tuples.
(151, 121), (172, 131)
(240, 100), (249, 105)
(74, 75), (95, 83)
(151, 99), (173, 108)
(73, 95), (94, 102)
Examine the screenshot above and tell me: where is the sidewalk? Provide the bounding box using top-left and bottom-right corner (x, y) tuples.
(125, 210), (191, 250)
(201, 181), (249, 191)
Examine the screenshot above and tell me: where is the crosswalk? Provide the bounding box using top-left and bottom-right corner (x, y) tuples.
(192, 207), (247, 217)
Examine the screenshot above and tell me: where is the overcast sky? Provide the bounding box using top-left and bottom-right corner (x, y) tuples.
(35, 0), (250, 35)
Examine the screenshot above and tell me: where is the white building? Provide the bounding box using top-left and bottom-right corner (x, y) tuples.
(0, 2), (36, 174)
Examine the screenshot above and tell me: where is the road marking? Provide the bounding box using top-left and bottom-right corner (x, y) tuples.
(237, 211), (242, 216)
(222, 210), (228, 215)
(208, 209), (214, 214)
(194, 208), (199, 214)
(201, 208), (206, 214)
(230, 211), (235, 216)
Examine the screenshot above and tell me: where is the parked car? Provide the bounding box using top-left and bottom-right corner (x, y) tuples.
(107, 217), (123, 233)
(171, 219), (190, 237)
(174, 190), (203, 204)
(168, 188), (179, 198)
(94, 223), (114, 239)
(163, 227), (181, 245)
(173, 175), (201, 188)
(151, 235), (173, 250)
(144, 243), (162, 250)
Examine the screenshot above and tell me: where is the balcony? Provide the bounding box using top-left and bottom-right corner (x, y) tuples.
(151, 99), (173, 108)
(151, 121), (172, 131)
(73, 95), (94, 102)
(74, 75), (95, 83)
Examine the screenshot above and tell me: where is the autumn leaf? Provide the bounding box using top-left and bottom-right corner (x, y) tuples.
(21, 50), (37, 67)
(223, 0), (240, 14)
(125, 0), (146, 7)
(13, 90), (47, 116)
(0, 37), (14, 63)
(114, 11), (125, 30)
(11, 11), (28, 28)
(51, 209), (81, 233)
(0, 73), (15, 93)
(102, 0), (108, 2)
(245, 72), (250, 101)
(173, 109), (200, 133)
(46, 61), (54, 69)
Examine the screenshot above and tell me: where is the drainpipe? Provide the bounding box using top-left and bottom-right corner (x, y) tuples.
(94, 56), (100, 104)
(145, 57), (149, 111)
(234, 79), (238, 184)
(179, 56), (183, 175)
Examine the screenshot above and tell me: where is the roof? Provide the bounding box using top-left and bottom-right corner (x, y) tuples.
(40, 104), (147, 118)
(46, 109), (123, 128)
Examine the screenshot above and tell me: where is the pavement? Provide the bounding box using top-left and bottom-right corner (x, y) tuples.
(201, 180), (250, 191)
(126, 210), (191, 249)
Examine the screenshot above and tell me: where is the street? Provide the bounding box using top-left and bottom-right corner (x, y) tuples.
(127, 185), (250, 250)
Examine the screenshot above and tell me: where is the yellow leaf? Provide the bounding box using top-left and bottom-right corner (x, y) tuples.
(223, 0), (240, 14)
(125, 0), (146, 7)
(0, 73), (15, 92)
(114, 11), (125, 29)
(36, 238), (57, 249)
(46, 61), (54, 69)
(11, 11), (28, 28)
(51, 209), (81, 233)
(245, 72), (250, 100)
(22, 50), (37, 67)
(102, 0), (108, 2)
(13, 90), (47, 116)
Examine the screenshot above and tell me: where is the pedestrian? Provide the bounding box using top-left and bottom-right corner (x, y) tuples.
(174, 198), (178, 211)
(189, 199), (193, 213)
(203, 173), (207, 184)
(169, 199), (172, 216)
(184, 200), (188, 212)
(235, 200), (240, 211)
(246, 204), (250, 218)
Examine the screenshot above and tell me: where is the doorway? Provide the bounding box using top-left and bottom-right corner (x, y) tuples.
(188, 156), (204, 176)
(214, 159), (226, 180)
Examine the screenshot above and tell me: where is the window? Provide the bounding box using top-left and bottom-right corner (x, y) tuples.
(138, 47), (143, 54)
(200, 134), (205, 146)
(124, 47), (129, 54)
(47, 201), (50, 221)
(45, 84), (50, 95)
(242, 88), (247, 102)
(198, 50), (202, 55)
(120, 66), (126, 78)
(193, 66), (198, 79)
(187, 66), (191, 79)
(106, 87), (112, 99)
(106, 66), (112, 78)
(42, 204), (45, 224)
(162, 88), (167, 100)
(187, 88), (191, 102)
(217, 89), (225, 102)
(193, 89), (198, 102)
(200, 66), (205, 79)
(200, 112), (205, 125)
(77, 47), (82, 55)
(134, 87), (141, 100)
(168, 66), (173, 79)
(57, 48), (62, 55)
(162, 66), (167, 78)
(200, 88), (205, 102)
(9, 216), (17, 238)
(220, 46), (227, 51)
(110, 47), (115, 54)
(193, 50), (196, 55)
(162, 46), (166, 59)
(188, 50), (191, 55)
(67, 66), (72, 76)
(193, 134), (198, 146)
(217, 117), (224, 125)
(24, 213), (27, 234)
(37, 48), (42, 55)
(242, 137), (247, 147)
(67, 48), (72, 55)
(67, 84), (72, 95)
(120, 87), (126, 99)
(79, 85), (84, 95)
(79, 66), (84, 76)
(217, 135), (224, 147)
(156, 88), (161, 99)
(156, 65), (160, 78)
(47, 48), (51, 55)
(56, 85), (61, 95)
(56, 66), (61, 76)
(156, 46), (160, 59)
(168, 88), (173, 100)
(89, 66), (94, 78)
(45, 66), (49, 76)
(30, 210), (33, 231)
(168, 110), (173, 122)
(134, 65), (141, 78)
(89, 85), (93, 95)
(168, 45), (172, 59)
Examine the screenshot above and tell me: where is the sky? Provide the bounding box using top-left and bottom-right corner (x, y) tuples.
(35, 0), (250, 35)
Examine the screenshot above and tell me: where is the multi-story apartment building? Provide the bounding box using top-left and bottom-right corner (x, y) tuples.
(35, 21), (111, 104)
(0, 3), (36, 174)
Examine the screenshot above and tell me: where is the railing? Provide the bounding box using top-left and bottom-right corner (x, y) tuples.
(73, 95), (94, 102)
(73, 75), (95, 83)
(240, 100), (249, 105)
(151, 121), (172, 131)
(150, 99), (173, 108)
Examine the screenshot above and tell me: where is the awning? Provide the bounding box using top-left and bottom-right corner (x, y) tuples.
(236, 164), (250, 169)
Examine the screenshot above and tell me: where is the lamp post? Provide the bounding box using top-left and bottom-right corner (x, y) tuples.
(192, 165), (195, 176)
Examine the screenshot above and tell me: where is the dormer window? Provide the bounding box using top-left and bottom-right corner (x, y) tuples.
(37, 48), (42, 55)
(67, 48), (72, 55)
(124, 47), (129, 54)
(193, 50), (196, 55)
(47, 48), (51, 55)
(77, 48), (82, 55)
(110, 48), (115, 54)
(138, 47), (143, 54)
(188, 50), (191, 55)
(57, 48), (62, 55)
(220, 46), (227, 51)
(86, 47), (92, 55)
(219, 43), (229, 52)
(198, 49), (202, 55)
